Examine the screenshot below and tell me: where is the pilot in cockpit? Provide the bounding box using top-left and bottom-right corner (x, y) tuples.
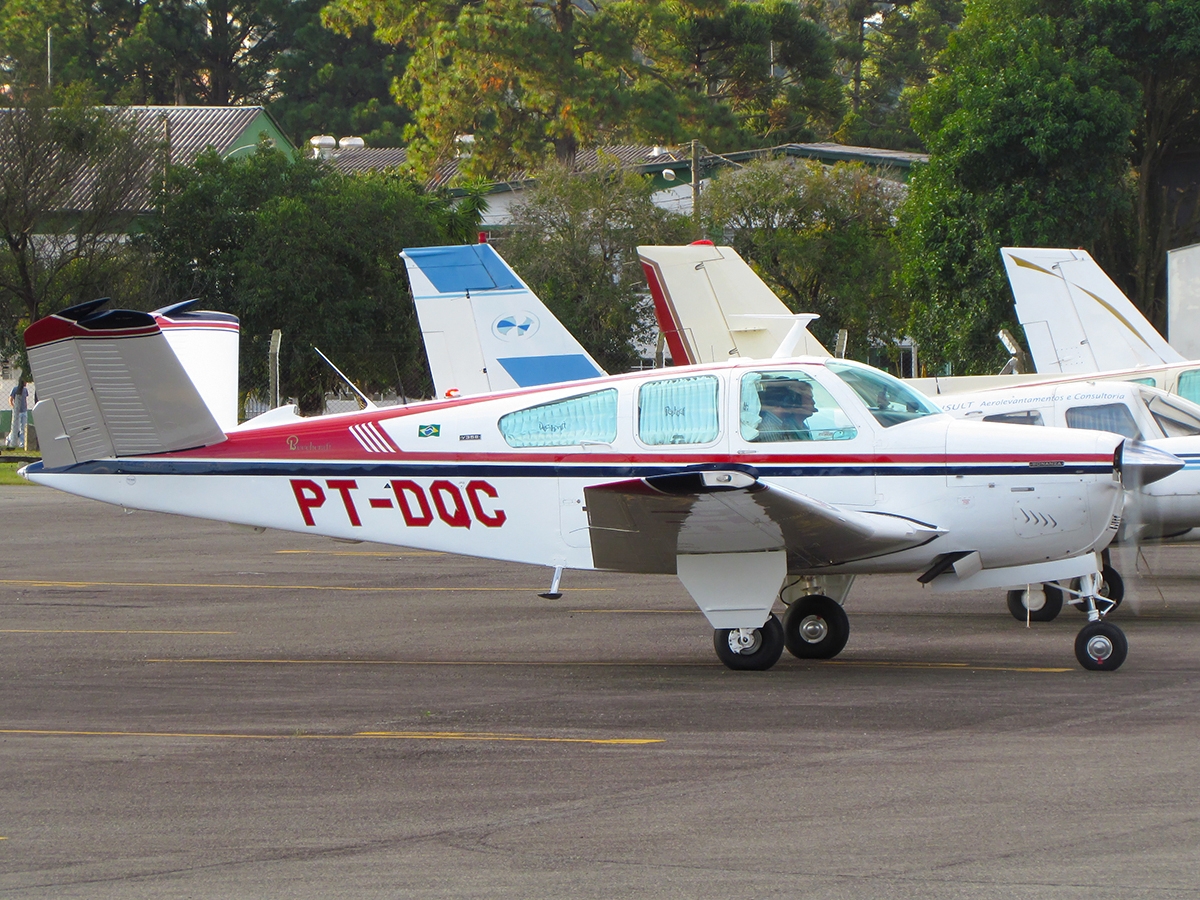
(753, 379), (817, 442)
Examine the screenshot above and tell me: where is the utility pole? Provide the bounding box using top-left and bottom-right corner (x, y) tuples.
(269, 330), (282, 408)
(46, 28), (52, 90)
(691, 139), (700, 227)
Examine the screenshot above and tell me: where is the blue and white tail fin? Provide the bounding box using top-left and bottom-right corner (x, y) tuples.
(639, 243), (830, 364)
(24, 299), (227, 469)
(401, 243), (605, 397)
(1002, 247), (1185, 374)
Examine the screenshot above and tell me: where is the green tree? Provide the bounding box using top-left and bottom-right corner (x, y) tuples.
(1082, 0), (1200, 327)
(495, 162), (690, 373)
(897, 0), (1133, 373)
(322, 0), (842, 178)
(699, 157), (905, 364)
(268, 0), (411, 146)
(831, 0), (964, 149)
(146, 145), (481, 410)
(0, 89), (160, 357)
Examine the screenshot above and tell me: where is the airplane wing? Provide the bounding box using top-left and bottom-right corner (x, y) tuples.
(639, 243), (831, 364)
(401, 244), (606, 397)
(585, 469), (941, 574)
(23, 299), (227, 469)
(1002, 247), (1185, 374)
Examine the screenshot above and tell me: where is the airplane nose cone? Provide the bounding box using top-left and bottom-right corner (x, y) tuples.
(1116, 440), (1185, 487)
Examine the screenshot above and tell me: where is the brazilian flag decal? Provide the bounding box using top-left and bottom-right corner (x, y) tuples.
(418, 424), (441, 438)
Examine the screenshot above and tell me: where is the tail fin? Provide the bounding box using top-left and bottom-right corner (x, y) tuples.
(1002, 247), (1185, 373)
(639, 243), (830, 364)
(401, 243), (605, 397)
(24, 299), (227, 469)
(153, 300), (240, 431)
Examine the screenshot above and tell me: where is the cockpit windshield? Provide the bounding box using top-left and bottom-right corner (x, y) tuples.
(827, 360), (942, 427)
(1140, 388), (1200, 438)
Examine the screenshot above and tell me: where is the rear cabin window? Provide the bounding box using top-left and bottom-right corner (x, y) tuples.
(1065, 403), (1142, 440)
(499, 389), (618, 447)
(740, 371), (857, 442)
(982, 410), (1045, 427)
(638, 375), (720, 445)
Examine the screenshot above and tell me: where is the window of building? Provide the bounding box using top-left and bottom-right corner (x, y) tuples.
(499, 389), (618, 447)
(638, 375), (719, 445)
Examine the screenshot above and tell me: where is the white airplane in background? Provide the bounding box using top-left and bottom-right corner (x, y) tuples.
(997, 247), (1200, 403)
(400, 243), (604, 398)
(19, 299), (1181, 671)
(937, 380), (1200, 619)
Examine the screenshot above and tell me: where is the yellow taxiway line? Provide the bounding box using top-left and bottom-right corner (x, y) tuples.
(0, 728), (660, 746)
(1, 629), (235, 635)
(145, 657), (1069, 673)
(0, 578), (610, 593)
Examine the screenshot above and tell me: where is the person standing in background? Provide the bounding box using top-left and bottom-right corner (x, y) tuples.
(8, 377), (28, 449)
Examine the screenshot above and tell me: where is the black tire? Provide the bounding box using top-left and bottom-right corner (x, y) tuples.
(1070, 566), (1124, 613)
(1005, 584), (1064, 622)
(782, 595), (850, 659)
(1075, 621), (1128, 671)
(714, 614), (785, 671)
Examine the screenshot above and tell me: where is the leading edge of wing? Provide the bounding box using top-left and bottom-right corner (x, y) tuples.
(584, 469), (943, 574)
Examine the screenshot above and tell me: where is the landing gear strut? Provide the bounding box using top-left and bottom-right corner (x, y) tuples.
(1067, 571), (1127, 671)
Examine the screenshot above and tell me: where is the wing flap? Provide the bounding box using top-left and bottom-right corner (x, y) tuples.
(585, 470), (942, 573)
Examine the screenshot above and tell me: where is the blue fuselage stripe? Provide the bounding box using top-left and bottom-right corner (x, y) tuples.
(26, 460), (1113, 479)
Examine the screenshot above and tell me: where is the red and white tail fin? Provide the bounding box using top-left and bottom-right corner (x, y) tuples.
(24, 299), (227, 468)
(153, 300), (240, 431)
(639, 243), (831, 364)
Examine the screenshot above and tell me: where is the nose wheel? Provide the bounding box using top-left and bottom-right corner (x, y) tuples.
(1068, 571), (1128, 671)
(1075, 621), (1128, 671)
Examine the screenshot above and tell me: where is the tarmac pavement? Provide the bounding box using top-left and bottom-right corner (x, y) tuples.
(1, 484), (1199, 899)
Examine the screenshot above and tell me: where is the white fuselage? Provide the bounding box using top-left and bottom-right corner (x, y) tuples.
(26, 359), (1125, 582)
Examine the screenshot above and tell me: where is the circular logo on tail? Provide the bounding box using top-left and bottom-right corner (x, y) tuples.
(492, 312), (540, 341)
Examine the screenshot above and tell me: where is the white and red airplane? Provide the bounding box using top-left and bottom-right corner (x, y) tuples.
(19, 297), (1182, 671)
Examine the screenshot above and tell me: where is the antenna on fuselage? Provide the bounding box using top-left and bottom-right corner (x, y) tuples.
(314, 346), (377, 411)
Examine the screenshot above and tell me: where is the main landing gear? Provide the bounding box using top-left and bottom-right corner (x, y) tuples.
(713, 593), (851, 671)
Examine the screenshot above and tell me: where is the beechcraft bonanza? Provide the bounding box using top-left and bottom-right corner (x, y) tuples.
(20, 297), (1184, 672)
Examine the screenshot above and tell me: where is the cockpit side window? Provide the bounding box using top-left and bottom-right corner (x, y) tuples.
(499, 389), (618, 447)
(1064, 403), (1142, 440)
(638, 375), (720, 445)
(1178, 369), (1200, 405)
(826, 361), (941, 427)
(982, 410), (1045, 427)
(740, 371), (857, 442)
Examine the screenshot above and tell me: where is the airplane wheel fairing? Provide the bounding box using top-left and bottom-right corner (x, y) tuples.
(714, 614), (785, 671)
(1075, 621), (1128, 671)
(1006, 584), (1063, 622)
(783, 595), (849, 659)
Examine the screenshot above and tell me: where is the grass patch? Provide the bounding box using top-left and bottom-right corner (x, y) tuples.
(0, 461), (33, 485)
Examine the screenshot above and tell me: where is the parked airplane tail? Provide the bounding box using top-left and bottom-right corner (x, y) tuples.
(152, 300), (240, 432)
(23, 299), (228, 469)
(1002, 247), (1185, 374)
(401, 243), (606, 397)
(639, 243), (831, 364)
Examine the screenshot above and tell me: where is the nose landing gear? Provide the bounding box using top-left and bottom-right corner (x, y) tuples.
(1067, 571), (1128, 671)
